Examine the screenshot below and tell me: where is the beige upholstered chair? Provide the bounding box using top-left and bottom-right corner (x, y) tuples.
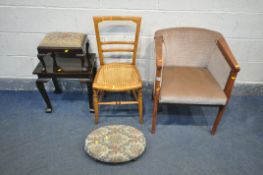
(152, 27), (240, 135)
(92, 16), (143, 124)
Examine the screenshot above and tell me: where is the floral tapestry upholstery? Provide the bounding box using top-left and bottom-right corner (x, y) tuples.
(38, 32), (86, 48)
(85, 125), (146, 163)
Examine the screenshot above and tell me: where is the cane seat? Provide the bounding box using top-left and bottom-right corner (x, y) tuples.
(93, 63), (142, 91)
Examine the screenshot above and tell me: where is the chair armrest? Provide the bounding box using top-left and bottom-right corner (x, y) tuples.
(217, 37), (240, 73)
(217, 37), (240, 100)
(153, 35), (164, 98)
(154, 35), (164, 74)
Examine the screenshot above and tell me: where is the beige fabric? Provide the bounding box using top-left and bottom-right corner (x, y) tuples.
(93, 63), (142, 91)
(39, 32), (86, 48)
(156, 27), (222, 67)
(208, 45), (231, 89)
(159, 67), (227, 105)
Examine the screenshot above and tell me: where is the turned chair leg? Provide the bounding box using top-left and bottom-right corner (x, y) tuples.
(211, 105), (226, 135)
(138, 88), (143, 124)
(93, 89), (99, 124)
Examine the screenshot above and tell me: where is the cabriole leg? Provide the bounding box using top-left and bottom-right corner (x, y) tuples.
(52, 77), (62, 94)
(36, 79), (52, 113)
(87, 81), (94, 113)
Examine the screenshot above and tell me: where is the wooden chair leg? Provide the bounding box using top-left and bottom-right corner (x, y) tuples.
(152, 83), (155, 101)
(211, 105), (226, 135)
(138, 88), (143, 124)
(151, 92), (159, 134)
(93, 89), (99, 124)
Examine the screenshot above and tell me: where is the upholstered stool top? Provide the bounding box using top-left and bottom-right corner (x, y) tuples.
(84, 125), (146, 163)
(38, 32), (86, 48)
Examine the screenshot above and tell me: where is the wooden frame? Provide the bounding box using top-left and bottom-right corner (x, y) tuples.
(33, 53), (97, 113)
(151, 34), (240, 135)
(92, 16), (143, 124)
(211, 37), (240, 135)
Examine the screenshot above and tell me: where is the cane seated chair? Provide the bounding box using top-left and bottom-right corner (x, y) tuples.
(152, 27), (240, 135)
(93, 16), (143, 124)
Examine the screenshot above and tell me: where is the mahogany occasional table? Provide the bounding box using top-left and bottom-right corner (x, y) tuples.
(33, 32), (97, 113)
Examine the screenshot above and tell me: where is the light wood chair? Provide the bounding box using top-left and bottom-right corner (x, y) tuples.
(152, 27), (240, 135)
(92, 16), (143, 124)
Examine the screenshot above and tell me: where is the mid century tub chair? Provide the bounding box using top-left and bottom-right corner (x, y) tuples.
(152, 27), (240, 135)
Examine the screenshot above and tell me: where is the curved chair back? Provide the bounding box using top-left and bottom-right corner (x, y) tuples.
(155, 27), (223, 68)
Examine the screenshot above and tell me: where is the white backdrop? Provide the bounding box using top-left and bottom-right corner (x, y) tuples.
(0, 0), (262, 83)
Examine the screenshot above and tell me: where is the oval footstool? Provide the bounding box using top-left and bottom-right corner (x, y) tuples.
(84, 125), (146, 163)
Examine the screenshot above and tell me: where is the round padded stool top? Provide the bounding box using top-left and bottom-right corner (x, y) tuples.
(84, 125), (146, 163)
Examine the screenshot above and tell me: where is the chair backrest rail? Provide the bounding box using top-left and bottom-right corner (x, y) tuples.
(102, 48), (134, 52)
(101, 41), (135, 45)
(93, 16), (141, 65)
